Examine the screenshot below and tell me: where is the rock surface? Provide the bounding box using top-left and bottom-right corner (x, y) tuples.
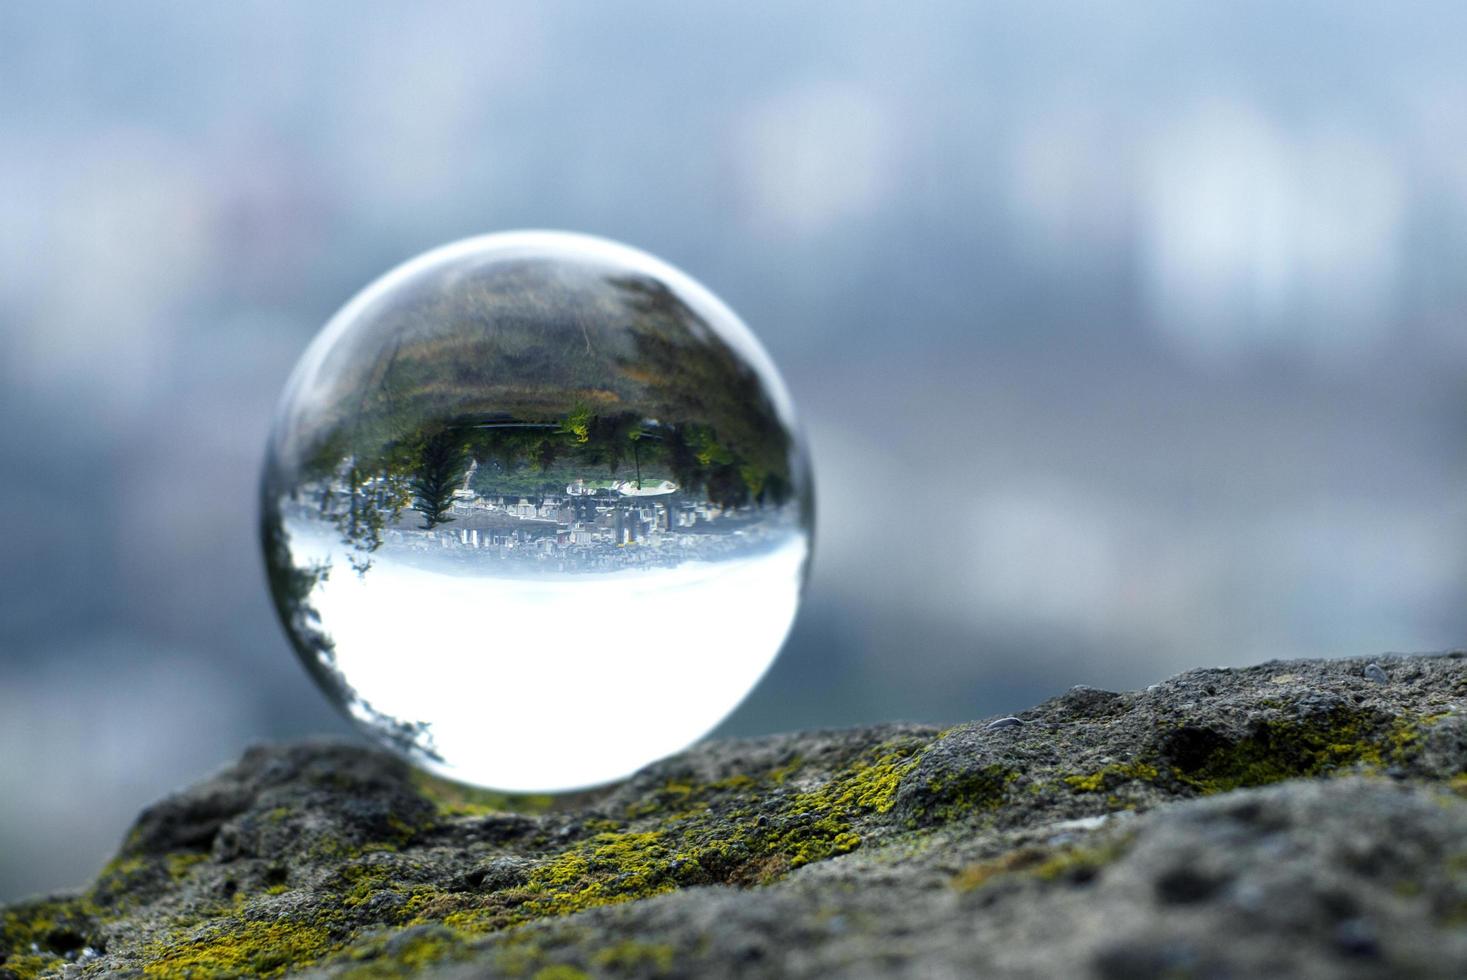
(5, 653), (1467, 979)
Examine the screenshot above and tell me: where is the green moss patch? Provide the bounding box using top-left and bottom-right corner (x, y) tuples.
(389, 742), (935, 932)
(1, 895), (104, 980)
(908, 764), (1018, 824)
(591, 940), (677, 974)
(332, 926), (477, 979)
(1166, 709), (1420, 793)
(952, 835), (1135, 893)
(141, 919), (335, 979)
(1064, 762), (1160, 794)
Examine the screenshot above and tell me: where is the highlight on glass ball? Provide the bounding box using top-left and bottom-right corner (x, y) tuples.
(260, 231), (813, 792)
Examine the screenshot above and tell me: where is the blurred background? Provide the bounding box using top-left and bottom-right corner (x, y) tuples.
(3, 0), (1466, 900)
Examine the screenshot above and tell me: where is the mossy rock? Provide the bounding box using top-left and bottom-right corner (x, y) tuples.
(3, 654), (1467, 978)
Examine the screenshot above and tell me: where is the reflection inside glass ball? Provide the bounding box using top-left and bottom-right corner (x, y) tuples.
(260, 232), (813, 791)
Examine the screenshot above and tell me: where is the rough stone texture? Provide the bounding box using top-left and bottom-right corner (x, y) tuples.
(5, 653), (1467, 979)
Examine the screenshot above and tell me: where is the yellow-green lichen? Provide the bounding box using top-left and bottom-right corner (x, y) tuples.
(328, 860), (464, 936)
(950, 848), (1049, 892)
(332, 927), (476, 978)
(166, 852), (209, 880)
(338, 862), (403, 909)
(1032, 837), (1134, 882)
(521, 831), (676, 918)
(92, 854), (155, 907)
(141, 919), (334, 978)
(1171, 709), (1422, 793)
(817, 752), (917, 814)
(592, 940), (676, 973)
(622, 780), (709, 820)
(767, 758), (803, 785)
(1064, 762), (1160, 794)
(912, 764), (1017, 823)
(624, 774), (762, 820)
(3, 851), (248, 978)
(951, 835), (1134, 894)
(100, 855), (147, 879)
(417, 741), (934, 928)
(533, 966), (590, 980)
(486, 928), (555, 976)
(309, 825), (417, 863)
(755, 749), (924, 869)
(1, 895), (104, 980)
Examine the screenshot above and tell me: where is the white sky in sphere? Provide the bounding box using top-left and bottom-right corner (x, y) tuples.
(291, 524), (807, 791)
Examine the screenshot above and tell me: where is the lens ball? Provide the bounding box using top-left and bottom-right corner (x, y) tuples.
(261, 232), (813, 791)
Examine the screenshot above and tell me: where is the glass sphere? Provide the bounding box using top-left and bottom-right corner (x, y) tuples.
(261, 232), (813, 791)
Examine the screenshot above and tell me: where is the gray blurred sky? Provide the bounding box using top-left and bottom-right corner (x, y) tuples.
(3, 1), (1466, 899)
